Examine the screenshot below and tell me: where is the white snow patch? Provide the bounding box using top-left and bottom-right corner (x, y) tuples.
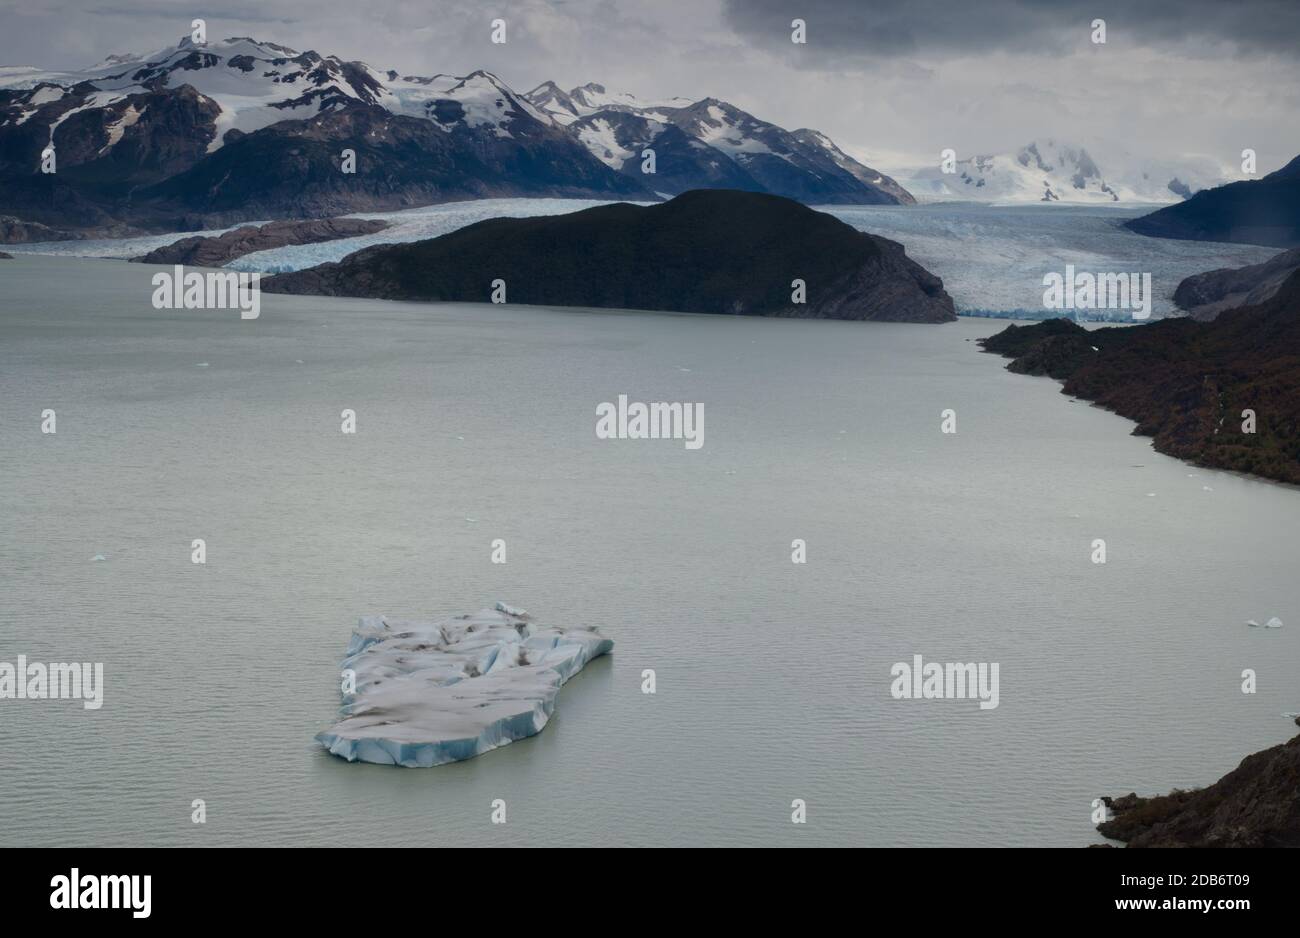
(98, 103), (146, 154)
(575, 117), (635, 168)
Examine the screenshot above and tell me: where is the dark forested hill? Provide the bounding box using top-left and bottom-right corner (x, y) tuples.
(264, 190), (956, 322)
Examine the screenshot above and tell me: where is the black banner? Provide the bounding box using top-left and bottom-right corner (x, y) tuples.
(0, 847), (1286, 922)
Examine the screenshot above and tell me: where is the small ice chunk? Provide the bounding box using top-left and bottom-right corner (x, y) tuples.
(1266, 617), (1283, 629)
(1247, 619), (1260, 627)
(495, 601), (527, 618)
(92, 554), (106, 562)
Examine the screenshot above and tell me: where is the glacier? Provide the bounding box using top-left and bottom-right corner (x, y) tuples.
(228, 198), (647, 273)
(316, 603), (613, 767)
(4, 197), (1279, 317)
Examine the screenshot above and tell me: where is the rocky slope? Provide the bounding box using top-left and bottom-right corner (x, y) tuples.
(525, 82), (913, 205)
(1125, 155), (1300, 247)
(264, 190), (954, 322)
(1098, 728), (1300, 847)
(0, 37), (912, 238)
(981, 270), (1300, 484)
(0, 38), (650, 235)
(130, 217), (389, 267)
(1174, 247), (1300, 320)
(0, 215), (86, 242)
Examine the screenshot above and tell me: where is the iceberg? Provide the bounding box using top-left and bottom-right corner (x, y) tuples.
(316, 604), (612, 767)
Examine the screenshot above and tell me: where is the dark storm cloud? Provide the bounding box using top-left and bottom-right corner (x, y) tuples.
(722, 0), (1300, 58)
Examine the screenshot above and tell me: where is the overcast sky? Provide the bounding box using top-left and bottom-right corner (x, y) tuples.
(2, 0), (1298, 173)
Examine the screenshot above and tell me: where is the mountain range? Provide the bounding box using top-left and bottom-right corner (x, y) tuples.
(904, 138), (1227, 204)
(521, 80), (913, 204)
(0, 36), (909, 237)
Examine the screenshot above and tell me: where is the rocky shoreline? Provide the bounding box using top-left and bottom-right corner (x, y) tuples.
(1097, 723), (1300, 847)
(131, 217), (390, 268)
(981, 270), (1300, 485)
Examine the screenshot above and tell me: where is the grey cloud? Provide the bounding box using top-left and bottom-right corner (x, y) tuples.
(722, 0), (1300, 58)
(0, 0), (1295, 176)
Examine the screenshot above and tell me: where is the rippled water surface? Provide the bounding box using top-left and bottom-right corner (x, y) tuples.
(1, 254), (1297, 846)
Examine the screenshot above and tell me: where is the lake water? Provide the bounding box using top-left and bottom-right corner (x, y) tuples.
(1, 253), (1297, 847)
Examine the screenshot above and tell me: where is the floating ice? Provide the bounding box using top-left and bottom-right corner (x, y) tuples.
(1266, 617), (1284, 629)
(1247, 619), (1260, 627)
(316, 604), (612, 767)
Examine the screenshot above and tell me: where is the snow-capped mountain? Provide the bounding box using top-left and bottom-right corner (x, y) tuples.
(0, 38), (915, 234)
(904, 139), (1227, 204)
(0, 37), (563, 154)
(524, 82), (914, 204)
(526, 80), (694, 127)
(0, 37), (645, 232)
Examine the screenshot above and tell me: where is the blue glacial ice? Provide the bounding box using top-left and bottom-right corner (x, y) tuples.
(316, 603), (613, 767)
(227, 200), (1276, 315)
(4, 197), (1279, 317)
(230, 198), (642, 273)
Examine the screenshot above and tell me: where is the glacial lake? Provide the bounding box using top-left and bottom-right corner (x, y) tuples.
(1, 253), (1297, 847)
